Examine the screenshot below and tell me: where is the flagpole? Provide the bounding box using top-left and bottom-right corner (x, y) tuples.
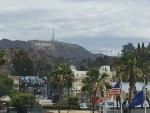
(143, 75), (147, 113)
(144, 87), (147, 113)
(98, 82), (101, 113)
(120, 81), (123, 113)
(144, 88), (146, 113)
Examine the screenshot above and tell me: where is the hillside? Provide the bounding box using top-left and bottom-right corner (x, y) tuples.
(0, 39), (101, 62)
(0, 39), (117, 76)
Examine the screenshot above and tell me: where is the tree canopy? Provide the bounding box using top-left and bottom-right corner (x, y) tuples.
(0, 74), (14, 97)
(50, 63), (74, 89)
(12, 50), (35, 76)
(11, 92), (36, 113)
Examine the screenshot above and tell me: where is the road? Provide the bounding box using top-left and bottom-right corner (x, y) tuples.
(45, 108), (150, 113)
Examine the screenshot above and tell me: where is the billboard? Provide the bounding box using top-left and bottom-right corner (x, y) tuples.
(19, 76), (47, 87)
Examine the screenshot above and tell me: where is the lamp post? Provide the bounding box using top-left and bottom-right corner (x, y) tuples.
(52, 93), (54, 103)
(28, 92), (31, 113)
(143, 75), (147, 113)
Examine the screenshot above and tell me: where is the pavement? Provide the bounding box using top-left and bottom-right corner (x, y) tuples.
(45, 110), (98, 113)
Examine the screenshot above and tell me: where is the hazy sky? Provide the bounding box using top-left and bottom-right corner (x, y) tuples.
(0, 0), (149, 56)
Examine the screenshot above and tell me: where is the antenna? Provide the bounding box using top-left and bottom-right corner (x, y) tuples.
(51, 27), (55, 41)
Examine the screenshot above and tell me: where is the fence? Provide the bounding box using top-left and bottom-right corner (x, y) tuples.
(0, 110), (7, 113)
(98, 109), (122, 113)
(27, 107), (43, 113)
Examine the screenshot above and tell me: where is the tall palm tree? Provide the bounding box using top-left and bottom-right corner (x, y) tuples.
(114, 52), (143, 113)
(82, 68), (99, 113)
(82, 68), (111, 113)
(50, 63), (74, 113)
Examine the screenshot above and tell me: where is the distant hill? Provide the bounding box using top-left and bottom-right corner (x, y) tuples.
(0, 39), (117, 76)
(0, 39), (102, 62)
(0, 39), (31, 49)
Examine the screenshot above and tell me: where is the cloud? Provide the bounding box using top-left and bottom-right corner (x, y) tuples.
(0, 0), (149, 55)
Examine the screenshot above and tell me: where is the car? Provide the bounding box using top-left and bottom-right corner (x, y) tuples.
(96, 101), (115, 113)
(80, 103), (91, 110)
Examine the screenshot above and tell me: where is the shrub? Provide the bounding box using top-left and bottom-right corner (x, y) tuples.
(67, 97), (79, 105)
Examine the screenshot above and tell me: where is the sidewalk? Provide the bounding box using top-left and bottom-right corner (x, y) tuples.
(45, 110), (97, 113)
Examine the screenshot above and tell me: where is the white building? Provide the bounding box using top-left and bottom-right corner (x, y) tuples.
(99, 66), (114, 79)
(63, 65), (87, 98)
(63, 65), (114, 98)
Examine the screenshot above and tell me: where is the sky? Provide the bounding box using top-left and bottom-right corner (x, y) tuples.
(0, 0), (150, 56)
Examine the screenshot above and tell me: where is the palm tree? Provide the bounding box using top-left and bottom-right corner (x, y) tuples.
(114, 51), (143, 113)
(82, 68), (111, 113)
(50, 63), (74, 113)
(82, 68), (99, 113)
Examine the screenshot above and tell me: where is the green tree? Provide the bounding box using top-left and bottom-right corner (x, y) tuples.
(67, 97), (79, 105)
(11, 93), (36, 113)
(121, 43), (136, 56)
(142, 42), (145, 49)
(8, 89), (20, 98)
(82, 68), (111, 113)
(148, 43), (150, 50)
(50, 63), (74, 113)
(0, 50), (5, 65)
(0, 74), (14, 97)
(136, 43), (150, 77)
(137, 43), (141, 53)
(113, 43), (144, 113)
(12, 50), (35, 76)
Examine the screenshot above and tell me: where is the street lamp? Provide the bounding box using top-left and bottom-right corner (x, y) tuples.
(52, 93), (54, 103)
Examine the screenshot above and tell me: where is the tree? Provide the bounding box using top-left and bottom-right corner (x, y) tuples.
(8, 89), (20, 98)
(136, 43), (150, 78)
(82, 68), (111, 113)
(121, 43), (135, 57)
(148, 43), (150, 50)
(82, 68), (99, 113)
(0, 50), (5, 66)
(113, 43), (144, 113)
(67, 97), (79, 105)
(142, 42), (145, 49)
(50, 63), (74, 113)
(12, 50), (35, 76)
(11, 93), (36, 113)
(0, 74), (14, 97)
(35, 59), (52, 77)
(137, 43), (141, 53)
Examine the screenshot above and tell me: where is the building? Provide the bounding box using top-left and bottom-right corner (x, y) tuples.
(19, 76), (47, 97)
(63, 67), (87, 98)
(63, 65), (114, 98)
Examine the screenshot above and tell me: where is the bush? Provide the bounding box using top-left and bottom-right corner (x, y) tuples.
(42, 104), (80, 110)
(11, 93), (36, 113)
(67, 97), (79, 105)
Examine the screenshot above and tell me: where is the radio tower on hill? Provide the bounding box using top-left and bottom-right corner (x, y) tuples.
(51, 27), (55, 41)
(50, 27), (55, 54)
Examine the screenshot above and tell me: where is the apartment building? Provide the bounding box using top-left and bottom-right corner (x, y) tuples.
(63, 65), (114, 98)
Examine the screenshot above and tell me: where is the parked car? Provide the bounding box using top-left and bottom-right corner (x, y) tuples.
(80, 103), (91, 110)
(96, 101), (115, 113)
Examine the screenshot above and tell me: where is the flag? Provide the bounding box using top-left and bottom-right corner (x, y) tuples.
(128, 90), (144, 108)
(108, 82), (121, 95)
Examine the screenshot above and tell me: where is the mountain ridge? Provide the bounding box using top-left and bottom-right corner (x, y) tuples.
(0, 39), (102, 61)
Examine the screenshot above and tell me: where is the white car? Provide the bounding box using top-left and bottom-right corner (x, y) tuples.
(96, 101), (115, 113)
(80, 103), (89, 109)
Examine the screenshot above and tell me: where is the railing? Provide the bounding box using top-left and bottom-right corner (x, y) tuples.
(113, 109), (121, 113)
(98, 109), (122, 113)
(0, 110), (7, 113)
